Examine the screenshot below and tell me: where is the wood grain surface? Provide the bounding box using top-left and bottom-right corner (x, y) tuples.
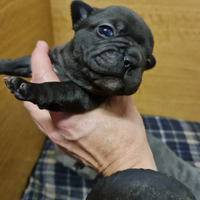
(50, 0), (200, 122)
(0, 0), (53, 199)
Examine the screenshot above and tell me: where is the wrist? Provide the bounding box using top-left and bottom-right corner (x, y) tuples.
(99, 143), (157, 176)
(92, 128), (157, 176)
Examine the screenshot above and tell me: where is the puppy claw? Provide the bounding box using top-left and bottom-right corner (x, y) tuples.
(2, 77), (9, 81)
(20, 83), (25, 88)
(18, 83), (27, 96)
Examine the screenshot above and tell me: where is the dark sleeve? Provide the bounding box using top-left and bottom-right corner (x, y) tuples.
(86, 169), (196, 200)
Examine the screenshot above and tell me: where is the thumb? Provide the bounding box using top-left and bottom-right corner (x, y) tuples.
(31, 41), (60, 83)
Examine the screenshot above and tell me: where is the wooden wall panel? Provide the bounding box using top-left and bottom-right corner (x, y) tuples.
(0, 0), (53, 199)
(50, 0), (200, 122)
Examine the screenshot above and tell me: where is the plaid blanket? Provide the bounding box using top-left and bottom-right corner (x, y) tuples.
(21, 116), (200, 200)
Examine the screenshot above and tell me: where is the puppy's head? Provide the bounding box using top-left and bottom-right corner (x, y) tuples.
(69, 1), (156, 95)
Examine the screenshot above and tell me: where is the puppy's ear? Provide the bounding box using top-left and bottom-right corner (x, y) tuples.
(145, 55), (156, 70)
(71, 0), (93, 31)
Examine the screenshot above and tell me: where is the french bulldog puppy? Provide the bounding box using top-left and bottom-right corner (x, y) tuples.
(0, 0), (156, 112)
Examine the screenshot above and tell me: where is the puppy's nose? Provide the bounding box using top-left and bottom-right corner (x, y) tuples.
(124, 55), (130, 68)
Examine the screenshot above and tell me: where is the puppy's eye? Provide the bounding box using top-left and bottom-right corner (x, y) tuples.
(98, 26), (113, 37)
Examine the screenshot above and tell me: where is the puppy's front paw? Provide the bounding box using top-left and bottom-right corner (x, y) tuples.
(3, 76), (31, 100)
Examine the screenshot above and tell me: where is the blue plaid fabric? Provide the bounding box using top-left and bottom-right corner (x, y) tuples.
(21, 116), (200, 200)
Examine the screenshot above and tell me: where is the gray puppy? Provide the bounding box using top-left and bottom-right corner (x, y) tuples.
(0, 1), (199, 199)
(1, 0), (155, 112)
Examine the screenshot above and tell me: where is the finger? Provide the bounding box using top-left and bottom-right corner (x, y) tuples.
(31, 41), (65, 122)
(31, 41), (63, 130)
(31, 41), (82, 132)
(31, 41), (60, 83)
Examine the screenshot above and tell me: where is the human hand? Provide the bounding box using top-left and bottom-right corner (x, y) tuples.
(24, 41), (157, 176)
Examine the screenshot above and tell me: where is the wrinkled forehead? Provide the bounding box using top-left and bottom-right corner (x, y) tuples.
(89, 6), (145, 28)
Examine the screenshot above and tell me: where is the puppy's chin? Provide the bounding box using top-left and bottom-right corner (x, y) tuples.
(81, 66), (142, 96)
(92, 77), (141, 96)
(123, 83), (140, 95)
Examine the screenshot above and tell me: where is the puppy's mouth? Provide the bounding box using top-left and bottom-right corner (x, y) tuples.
(85, 50), (139, 79)
(81, 42), (144, 95)
(83, 40), (136, 76)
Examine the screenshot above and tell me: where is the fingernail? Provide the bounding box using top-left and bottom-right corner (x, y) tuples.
(36, 40), (42, 47)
